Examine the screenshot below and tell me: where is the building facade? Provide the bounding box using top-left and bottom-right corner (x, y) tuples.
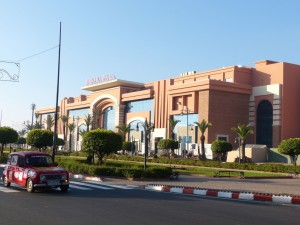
(36, 60), (300, 154)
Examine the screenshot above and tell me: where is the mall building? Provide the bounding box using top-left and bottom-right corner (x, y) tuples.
(36, 60), (300, 155)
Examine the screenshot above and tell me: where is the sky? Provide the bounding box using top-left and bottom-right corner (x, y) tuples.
(1, 0), (300, 131)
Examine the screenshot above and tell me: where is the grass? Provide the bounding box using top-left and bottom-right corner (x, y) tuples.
(174, 166), (288, 178)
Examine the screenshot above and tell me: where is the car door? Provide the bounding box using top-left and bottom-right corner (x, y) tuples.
(9, 155), (18, 184)
(15, 155), (26, 186)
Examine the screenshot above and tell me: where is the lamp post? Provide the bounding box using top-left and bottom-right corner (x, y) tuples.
(180, 105), (192, 157)
(131, 135), (135, 157)
(235, 137), (241, 163)
(136, 118), (155, 170)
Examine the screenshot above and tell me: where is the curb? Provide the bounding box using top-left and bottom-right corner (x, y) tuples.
(144, 184), (300, 205)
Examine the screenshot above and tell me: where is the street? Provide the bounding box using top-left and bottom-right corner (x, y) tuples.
(0, 179), (299, 225)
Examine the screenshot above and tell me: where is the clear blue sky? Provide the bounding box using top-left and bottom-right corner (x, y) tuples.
(1, 0), (300, 131)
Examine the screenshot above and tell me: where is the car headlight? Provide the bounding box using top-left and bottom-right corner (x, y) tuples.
(40, 175), (47, 181)
(61, 174), (67, 180)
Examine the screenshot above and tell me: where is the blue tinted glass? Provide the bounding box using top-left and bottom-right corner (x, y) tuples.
(126, 99), (153, 113)
(103, 107), (115, 131)
(68, 108), (90, 119)
(173, 114), (199, 134)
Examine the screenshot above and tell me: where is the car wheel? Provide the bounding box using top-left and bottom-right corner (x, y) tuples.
(26, 178), (35, 193)
(3, 176), (11, 187)
(60, 185), (69, 192)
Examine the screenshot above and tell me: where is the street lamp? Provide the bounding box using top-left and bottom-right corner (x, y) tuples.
(179, 104), (192, 157)
(131, 135), (135, 157)
(136, 118), (155, 170)
(235, 137), (241, 163)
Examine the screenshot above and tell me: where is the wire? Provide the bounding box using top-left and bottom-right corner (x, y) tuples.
(17, 45), (59, 62)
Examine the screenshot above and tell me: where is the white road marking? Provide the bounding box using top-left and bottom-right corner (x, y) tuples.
(0, 186), (19, 193)
(83, 181), (135, 189)
(69, 185), (92, 190)
(70, 181), (113, 190)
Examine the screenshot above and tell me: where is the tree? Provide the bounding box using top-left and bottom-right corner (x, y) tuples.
(26, 129), (53, 152)
(92, 108), (104, 129)
(68, 123), (75, 151)
(60, 115), (69, 141)
(211, 140), (233, 162)
(231, 124), (254, 163)
(45, 114), (55, 131)
(0, 127), (18, 155)
(56, 138), (65, 147)
(278, 138), (300, 167)
(84, 114), (92, 132)
(17, 137), (26, 148)
(122, 141), (132, 155)
(31, 103), (36, 127)
(18, 129), (27, 137)
(115, 124), (132, 141)
(169, 117), (180, 140)
(158, 138), (178, 157)
(82, 129), (122, 165)
(194, 119), (212, 160)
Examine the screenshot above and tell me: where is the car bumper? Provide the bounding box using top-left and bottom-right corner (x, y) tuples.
(34, 182), (69, 188)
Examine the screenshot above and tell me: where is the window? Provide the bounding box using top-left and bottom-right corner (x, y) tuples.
(11, 155), (18, 166)
(217, 135), (228, 141)
(126, 99), (153, 113)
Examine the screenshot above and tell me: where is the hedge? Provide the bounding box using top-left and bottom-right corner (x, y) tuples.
(56, 158), (172, 179)
(106, 155), (300, 173)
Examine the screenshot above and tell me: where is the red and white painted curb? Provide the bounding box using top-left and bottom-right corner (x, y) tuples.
(145, 184), (300, 205)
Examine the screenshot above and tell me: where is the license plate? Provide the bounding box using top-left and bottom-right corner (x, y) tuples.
(47, 180), (60, 186)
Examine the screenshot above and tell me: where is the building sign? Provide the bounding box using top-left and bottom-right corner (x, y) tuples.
(85, 74), (117, 86)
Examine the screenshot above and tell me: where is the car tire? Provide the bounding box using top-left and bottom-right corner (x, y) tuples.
(3, 176), (11, 187)
(26, 178), (35, 193)
(60, 185), (69, 192)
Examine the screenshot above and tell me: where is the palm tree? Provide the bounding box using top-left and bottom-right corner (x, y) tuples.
(84, 114), (92, 132)
(34, 121), (43, 129)
(115, 124), (132, 141)
(169, 117), (180, 140)
(18, 129), (27, 137)
(45, 115), (55, 131)
(195, 119), (212, 160)
(31, 103), (36, 127)
(92, 108), (104, 129)
(60, 115), (69, 141)
(231, 124), (254, 163)
(35, 112), (40, 123)
(68, 123), (75, 151)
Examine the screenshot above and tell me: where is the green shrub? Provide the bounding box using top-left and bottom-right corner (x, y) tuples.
(0, 155), (8, 163)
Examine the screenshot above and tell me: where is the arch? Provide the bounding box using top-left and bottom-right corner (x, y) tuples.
(256, 100), (273, 147)
(90, 94), (118, 110)
(127, 117), (146, 125)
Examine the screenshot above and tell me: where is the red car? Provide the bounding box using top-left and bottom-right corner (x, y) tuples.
(2, 152), (69, 193)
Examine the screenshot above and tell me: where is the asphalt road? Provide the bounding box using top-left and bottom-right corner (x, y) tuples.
(0, 180), (299, 225)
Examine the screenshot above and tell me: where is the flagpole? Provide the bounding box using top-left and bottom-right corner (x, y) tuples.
(52, 22), (62, 162)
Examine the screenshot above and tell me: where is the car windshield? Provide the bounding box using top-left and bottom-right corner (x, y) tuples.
(25, 155), (54, 167)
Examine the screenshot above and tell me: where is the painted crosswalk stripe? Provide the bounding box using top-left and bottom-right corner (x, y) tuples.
(0, 186), (19, 193)
(69, 185), (92, 190)
(70, 181), (113, 190)
(84, 181), (134, 189)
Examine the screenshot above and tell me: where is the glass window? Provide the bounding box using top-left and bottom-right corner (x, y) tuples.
(173, 114), (199, 132)
(103, 107), (115, 131)
(126, 99), (153, 113)
(68, 108), (90, 119)
(11, 155), (18, 166)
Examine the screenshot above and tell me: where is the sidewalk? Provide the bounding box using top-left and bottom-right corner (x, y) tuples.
(101, 174), (300, 196)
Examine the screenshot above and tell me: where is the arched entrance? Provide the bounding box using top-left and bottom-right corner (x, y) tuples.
(256, 100), (273, 147)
